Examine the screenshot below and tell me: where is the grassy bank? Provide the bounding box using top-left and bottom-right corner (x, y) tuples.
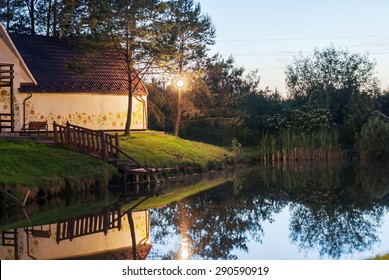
(0, 133), (233, 193)
(119, 132), (233, 169)
(0, 138), (118, 195)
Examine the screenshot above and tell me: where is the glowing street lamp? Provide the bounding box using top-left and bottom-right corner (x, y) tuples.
(176, 79), (185, 88)
(174, 78), (185, 136)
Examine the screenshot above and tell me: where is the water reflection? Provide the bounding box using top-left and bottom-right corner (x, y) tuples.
(149, 161), (389, 260)
(1, 161), (389, 260)
(0, 182), (163, 260)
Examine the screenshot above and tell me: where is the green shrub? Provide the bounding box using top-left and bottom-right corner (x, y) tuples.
(356, 117), (389, 159)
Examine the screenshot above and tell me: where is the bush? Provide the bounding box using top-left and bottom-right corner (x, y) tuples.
(356, 117), (389, 159)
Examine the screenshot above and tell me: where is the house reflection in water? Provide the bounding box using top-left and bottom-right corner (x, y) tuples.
(1, 208), (151, 260)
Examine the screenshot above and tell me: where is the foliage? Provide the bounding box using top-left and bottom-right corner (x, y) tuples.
(163, 0), (216, 74)
(284, 46), (381, 148)
(265, 106), (334, 133)
(231, 138), (242, 162)
(149, 55), (259, 145)
(285, 46), (380, 99)
(356, 117), (389, 159)
(377, 90), (389, 116)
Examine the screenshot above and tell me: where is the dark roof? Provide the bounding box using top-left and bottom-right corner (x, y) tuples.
(9, 34), (147, 95)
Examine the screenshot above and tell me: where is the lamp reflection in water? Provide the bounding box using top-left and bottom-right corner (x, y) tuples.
(177, 201), (191, 259)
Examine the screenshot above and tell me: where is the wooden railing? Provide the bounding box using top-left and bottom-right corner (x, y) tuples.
(53, 121), (116, 159)
(56, 207), (122, 243)
(53, 122), (139, 165)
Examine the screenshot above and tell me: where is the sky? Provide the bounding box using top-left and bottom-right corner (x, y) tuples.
(199, 0), (389, 95)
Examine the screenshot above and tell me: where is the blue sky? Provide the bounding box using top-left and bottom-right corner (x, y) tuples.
(200, 0), (389, 95)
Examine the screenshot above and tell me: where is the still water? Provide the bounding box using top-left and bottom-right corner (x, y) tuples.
(148, 161), (389, 260)
(1, 160), (388, 260)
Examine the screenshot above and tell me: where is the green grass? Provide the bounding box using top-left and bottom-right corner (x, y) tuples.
(119, 132), (233, 169)
(369, 253), (389, 260)
(0, 133), (233, 194)
(0, 138), (118, 191)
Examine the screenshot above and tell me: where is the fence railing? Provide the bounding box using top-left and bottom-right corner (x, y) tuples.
(56, 207), (122, 243)
(53, 122), (138, 165)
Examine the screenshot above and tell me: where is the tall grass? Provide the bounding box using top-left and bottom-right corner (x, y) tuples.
(258, 128), (342, 161)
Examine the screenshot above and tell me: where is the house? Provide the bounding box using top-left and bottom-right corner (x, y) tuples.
(0, 23), (148, 132)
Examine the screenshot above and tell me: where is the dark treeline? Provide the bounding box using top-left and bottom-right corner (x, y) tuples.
(2, 1), (389, 158)
(149, 47), (389, 160)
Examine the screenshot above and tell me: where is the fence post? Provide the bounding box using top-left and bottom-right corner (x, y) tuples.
(66, 121), (71, 147)
(115, 133), (120, 158)
(101, 131), (108, 160)
(53, 121), (58, 145)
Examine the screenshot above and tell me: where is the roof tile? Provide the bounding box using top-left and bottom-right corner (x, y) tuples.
(9, 34), (148, 95)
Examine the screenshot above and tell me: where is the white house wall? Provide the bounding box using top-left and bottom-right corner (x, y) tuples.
(14, 93), (147, 131)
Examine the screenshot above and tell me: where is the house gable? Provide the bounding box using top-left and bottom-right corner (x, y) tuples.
(0, 24), (36, 87)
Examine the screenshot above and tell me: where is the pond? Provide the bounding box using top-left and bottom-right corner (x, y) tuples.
(1, 160), (388, 260)
(148, 160), (389, 260)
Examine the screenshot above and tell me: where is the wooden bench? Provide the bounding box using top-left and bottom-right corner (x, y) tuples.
(21, 121), (48, 136)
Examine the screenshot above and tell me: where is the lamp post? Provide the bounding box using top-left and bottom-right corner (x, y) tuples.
(174, 78), (185, 136)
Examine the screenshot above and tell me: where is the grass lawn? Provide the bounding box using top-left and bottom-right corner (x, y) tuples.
(0, 133), (234, 192)
(119, 132), (233, 169)
(0, 138), (117, 191)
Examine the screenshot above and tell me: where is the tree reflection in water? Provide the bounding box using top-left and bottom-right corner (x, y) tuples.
(149, 161), (389, 260)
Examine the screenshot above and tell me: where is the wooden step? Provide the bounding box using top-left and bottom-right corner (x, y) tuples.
(0, 125), (13, 129)
(0, 76), (13, 80)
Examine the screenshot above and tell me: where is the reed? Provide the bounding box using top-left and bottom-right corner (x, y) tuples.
(257, 128), (341, 161)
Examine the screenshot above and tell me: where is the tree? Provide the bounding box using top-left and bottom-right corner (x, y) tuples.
(285, 46), (381, 147)
(356, 117), (389, 159)
(95, 0), (170, 135)
(148, 55), (261, 145)
(163, 0), (216, 136)
(285, 46), (380, 100)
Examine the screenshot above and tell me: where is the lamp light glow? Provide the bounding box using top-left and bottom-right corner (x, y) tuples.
(176, 79), (184, 88)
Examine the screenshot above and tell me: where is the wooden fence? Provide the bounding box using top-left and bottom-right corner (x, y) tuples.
(56, 207), (122, 243)
(53, 121), (138, 165)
